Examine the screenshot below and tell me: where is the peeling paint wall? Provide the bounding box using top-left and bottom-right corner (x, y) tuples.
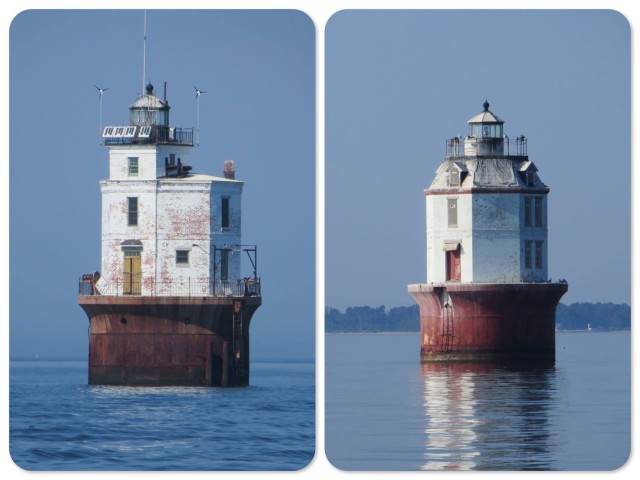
(156, 181), (211, 285)
(100, 144), (243, 295)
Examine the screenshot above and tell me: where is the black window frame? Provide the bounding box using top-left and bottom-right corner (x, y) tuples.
(127, 197), (138, 226)
(221, 197), (230, 229)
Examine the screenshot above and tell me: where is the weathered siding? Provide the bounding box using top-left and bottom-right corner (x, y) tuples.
(100, 144), (244, 294)
(471, 193), (521, 282)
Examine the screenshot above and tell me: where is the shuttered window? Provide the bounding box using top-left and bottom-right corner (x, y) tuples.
(525, 240), (532, 269)
(449, 170), (460, 187)
(524, 197), (532, 227)
(534, 197), (543, 227)
(447, 198), (458, 228)
(535, 240), (544, 269)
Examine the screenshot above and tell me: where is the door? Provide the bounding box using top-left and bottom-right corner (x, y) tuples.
(446, 247), (461, 281)
(220, 249), (229, 283)
(123, 255), (142, 295)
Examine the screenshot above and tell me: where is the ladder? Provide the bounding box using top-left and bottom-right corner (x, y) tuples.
(440, 304), (454, 353)
(232, 302), (244, 375)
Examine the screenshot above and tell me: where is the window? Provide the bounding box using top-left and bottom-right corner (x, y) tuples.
(524, 198), (532, 227)
(449, 170), (460, 187)
(526, 170), (536, 187)
(525, 196), (543, 228)
(525, 240), (532, 269)
(128, 157), (139, 176)
(535, 241), (543, 269)
(447, 198), (458, 228)
(176, 250), (189, 265)
(534, 197), (543, 227)
(222, 197), (230, 229)
(127, 197), (138, 226)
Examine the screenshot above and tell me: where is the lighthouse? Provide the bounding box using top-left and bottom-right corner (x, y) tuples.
(78, 83), (261, 386)
(408, 101), (567, 362)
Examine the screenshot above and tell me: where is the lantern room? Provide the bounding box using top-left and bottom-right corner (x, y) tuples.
(129, 83), (170, 127)
(464, 100), (505, 156)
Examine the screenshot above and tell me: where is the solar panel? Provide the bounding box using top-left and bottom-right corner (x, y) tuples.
(102, 125), (139, 138)
(102, 126), (116, 137)
(138, 126), (152, 137)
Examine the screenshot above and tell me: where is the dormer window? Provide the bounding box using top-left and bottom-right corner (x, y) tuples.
(450, 169), (460, 187)
(519, 161), (539, 187)
(526, 170), (535, 186)
(447, 162), (467, 187)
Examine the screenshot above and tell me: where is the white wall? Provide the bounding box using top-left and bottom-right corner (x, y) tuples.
(425, 191), (549, 284)
(425, 193), (473, 283)
(100, 143), (244, 295)
(108, 145), (193, 180)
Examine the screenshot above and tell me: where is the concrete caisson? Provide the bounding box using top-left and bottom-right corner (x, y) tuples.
(408, 102), (567, 362)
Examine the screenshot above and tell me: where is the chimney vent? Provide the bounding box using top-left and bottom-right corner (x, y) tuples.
(223, 159), (235, 179)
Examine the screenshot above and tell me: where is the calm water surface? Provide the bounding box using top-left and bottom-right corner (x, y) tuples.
(10, 359), (315, 470)
(326, 331), (630, 471)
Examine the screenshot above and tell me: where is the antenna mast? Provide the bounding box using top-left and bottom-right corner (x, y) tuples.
(195, 86), (206, 147)
(142, 10), (147, 95)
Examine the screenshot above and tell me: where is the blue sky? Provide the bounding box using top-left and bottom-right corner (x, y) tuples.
(326, 10), (631, 310)
(6, 9), (634, 354)
(9, 10), (315, 360)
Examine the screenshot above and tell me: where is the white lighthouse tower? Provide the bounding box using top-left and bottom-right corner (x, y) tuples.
(79, 83), (261, 386)
(99, 83), (244, 295)
(409, 101), (567, 362)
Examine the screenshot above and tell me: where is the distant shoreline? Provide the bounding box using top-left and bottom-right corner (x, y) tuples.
(326, 302), (631, 333)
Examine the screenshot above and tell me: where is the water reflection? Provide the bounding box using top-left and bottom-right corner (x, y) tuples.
(421, 362), (556, 470)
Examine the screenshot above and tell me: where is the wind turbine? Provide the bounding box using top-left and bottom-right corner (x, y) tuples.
(94, 85), (109, 144)
(194, 85), (206, 146)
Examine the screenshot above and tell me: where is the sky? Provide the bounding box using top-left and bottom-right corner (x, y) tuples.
(2, 5), (638, 480)
(9, 10), (315, 360)
(326, 9), (631, 311)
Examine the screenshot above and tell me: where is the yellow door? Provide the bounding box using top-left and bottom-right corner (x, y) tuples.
(123, 256), (142, 295)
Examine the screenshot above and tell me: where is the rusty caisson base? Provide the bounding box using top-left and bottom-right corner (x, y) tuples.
(78, 295), (261, 386)
(408, 283), (568, 363)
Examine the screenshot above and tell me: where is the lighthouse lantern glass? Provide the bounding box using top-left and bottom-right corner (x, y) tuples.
(470, 123), (503, 138)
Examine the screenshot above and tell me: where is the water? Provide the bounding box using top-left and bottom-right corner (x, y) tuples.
(9, 359), (315, 470)
(326, 331), (630, 471)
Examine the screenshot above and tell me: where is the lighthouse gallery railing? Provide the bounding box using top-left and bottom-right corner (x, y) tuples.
(78, 276), (261, 298)
(446, 135), (528, 157)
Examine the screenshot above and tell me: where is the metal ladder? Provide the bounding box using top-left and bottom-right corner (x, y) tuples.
(232, 303), (244, 375)
(440, 304), (455, 352)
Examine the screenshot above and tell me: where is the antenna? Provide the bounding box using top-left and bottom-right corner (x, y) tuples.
(94, 85), (109, 145)
(195, 85), (206, 146)
(142, 10), (147, 95)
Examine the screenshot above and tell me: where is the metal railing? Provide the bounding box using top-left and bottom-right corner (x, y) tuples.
(78, 275), (261, 298)
(446, 135), (527, 157)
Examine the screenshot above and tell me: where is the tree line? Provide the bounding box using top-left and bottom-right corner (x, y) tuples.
(325, 302), (630, 333)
